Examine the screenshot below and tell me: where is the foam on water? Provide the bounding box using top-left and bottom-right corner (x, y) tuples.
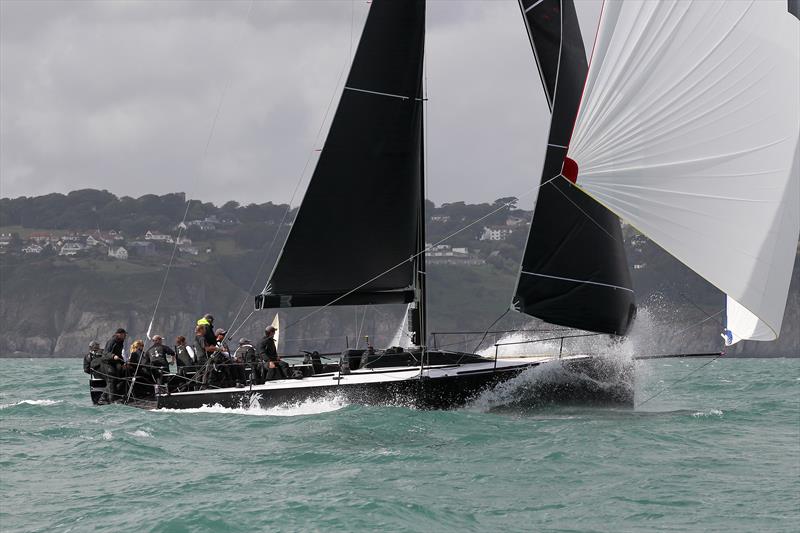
(0, 399), (62, 409)
(153, 394), (348, 417)
(126, 429), (153, 438)
(692, 409), (724, 418)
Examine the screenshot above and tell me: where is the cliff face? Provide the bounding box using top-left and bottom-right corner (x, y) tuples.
(1, 252), (798, 357)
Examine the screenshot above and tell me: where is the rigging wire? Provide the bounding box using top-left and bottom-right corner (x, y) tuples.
(225, 4), (368, 338)
(471, 308), (511, 353)
(354, 305), (368, 349)
(635, 352), (724, 408)
(144, 0), (255, 342)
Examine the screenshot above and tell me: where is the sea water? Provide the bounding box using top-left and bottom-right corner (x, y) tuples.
(0, 358), (798, 532)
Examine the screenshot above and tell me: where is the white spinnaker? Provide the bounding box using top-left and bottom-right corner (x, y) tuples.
(568, 0), (800, 343)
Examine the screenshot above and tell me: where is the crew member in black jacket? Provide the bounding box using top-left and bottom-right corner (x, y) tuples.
(105, 328), (127, 357)
(258, 325), (288, 380)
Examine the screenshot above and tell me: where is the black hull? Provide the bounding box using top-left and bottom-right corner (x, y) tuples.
(154, 356), (633, 411)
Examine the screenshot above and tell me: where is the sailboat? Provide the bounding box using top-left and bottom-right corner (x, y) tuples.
(92, 0), (799, 410)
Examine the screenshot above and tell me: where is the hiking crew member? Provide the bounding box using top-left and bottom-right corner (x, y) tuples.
(84, 341), (104, 376)
(209, 328), (234, 387)
(128, 339), (145, 367)
(233, 338), (257, 385)
(194, 325), (210, 366)
(104, 328), (127, 358)
(145, 335), (175, 384)
(258, 325), (288, 380)
(174, 336), (194, 376)
(100, 332), (126, 403)
(197, 314), (217, 348)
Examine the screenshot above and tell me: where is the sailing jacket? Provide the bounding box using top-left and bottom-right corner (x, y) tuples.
(174, 345), (193, 368)
(145, 345), (175, 370)
(257, 336), (278, 362)
(104, 336), (124, 357)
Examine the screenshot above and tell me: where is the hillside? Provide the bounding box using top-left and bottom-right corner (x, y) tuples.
(0, 190), (797, 357)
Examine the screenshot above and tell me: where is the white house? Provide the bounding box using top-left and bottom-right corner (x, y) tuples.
(22, 244), (43, 254)
(85, 235), (103, 247)
(144, 231), (173, 242)
(480, 226), (512, 241)
(59, 243), (84, 256)
(108, 246), (128, 260)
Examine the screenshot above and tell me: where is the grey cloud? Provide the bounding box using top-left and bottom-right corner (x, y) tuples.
(1, 0), (601, 207)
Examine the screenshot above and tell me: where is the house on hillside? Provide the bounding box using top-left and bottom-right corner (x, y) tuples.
(108, 246), (128, 260)
(29, 232), (53, 244)
(22, 244), (43, 254)
(187, 220), (215, 231)
(430, 215), (450, 223)
(144, 230), (173, 243)
(480, 226), (512, 241)
(85, 235), (104, 247)
(427, 244), (484, 265)
(59, 243), (84, 256)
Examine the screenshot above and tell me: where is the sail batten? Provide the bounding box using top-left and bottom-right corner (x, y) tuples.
(513, 0), (636, 336)
(567, 0), (800, 343)
(257, 0), (426, 310)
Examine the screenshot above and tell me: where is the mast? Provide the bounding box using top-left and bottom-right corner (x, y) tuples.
(416, 87), (427, 354)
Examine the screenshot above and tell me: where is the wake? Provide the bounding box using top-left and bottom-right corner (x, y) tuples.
(152, 394), (348, 417)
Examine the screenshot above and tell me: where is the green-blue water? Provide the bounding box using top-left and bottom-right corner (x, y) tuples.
(1, 358), (798, 532)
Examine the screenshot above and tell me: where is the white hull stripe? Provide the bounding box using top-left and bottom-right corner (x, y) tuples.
(521, 271), (634, 292)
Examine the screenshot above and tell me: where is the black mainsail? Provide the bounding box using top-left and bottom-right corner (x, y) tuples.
(256, 0), (425, 310)
(513, 0), (636, 335)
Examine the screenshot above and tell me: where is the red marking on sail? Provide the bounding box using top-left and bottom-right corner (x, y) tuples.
(562, 157), (579, 183)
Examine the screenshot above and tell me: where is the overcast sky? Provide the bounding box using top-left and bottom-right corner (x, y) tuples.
(1, 0), (601, 209)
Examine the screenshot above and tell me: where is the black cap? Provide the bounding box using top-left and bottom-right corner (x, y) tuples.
(115, 328), (127, 334)
(204, 314), (214, 321)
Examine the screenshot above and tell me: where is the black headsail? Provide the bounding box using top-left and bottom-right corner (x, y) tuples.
(514, 0), (635, 335)
(255, 0), (425, 310)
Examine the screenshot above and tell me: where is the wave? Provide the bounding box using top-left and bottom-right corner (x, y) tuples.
(152, 394), (348, 417)
(468, 357), (633, 412)
(0, 399), (63, 409)
(692, 409), (723, 418)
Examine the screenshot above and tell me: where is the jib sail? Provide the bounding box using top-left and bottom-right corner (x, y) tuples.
(513, 0), (636, 335)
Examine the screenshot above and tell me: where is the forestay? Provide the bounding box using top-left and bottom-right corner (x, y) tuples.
(567, 0), (800, 343)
